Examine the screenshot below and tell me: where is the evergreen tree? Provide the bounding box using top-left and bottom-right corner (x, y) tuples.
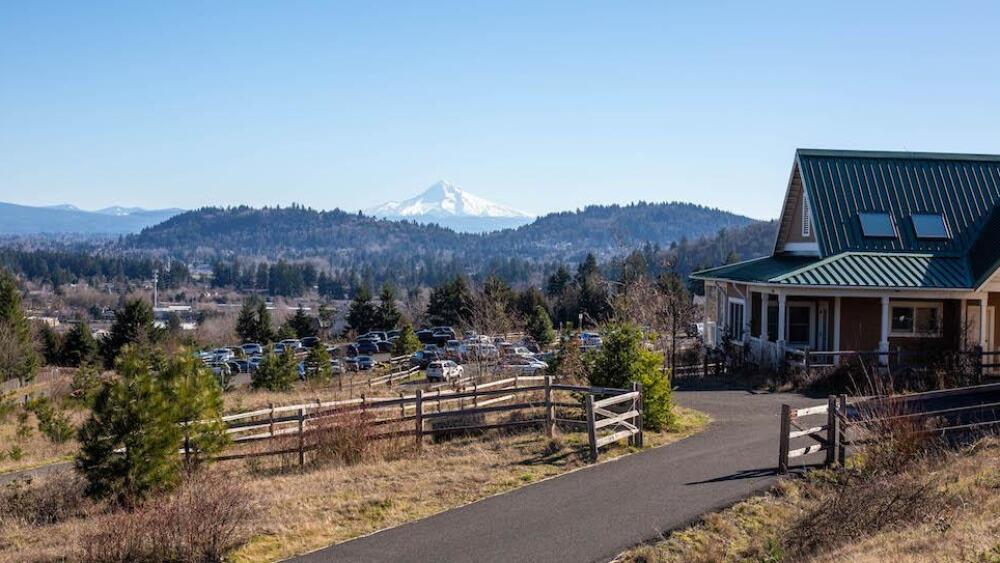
(588, 324), (673, 431)
(61, 322), (98, 367)
(0, 270), (38, 385)
(252, 347), (297, 391)
(287, 306), (319, 338)
(546, 265), (572, 297)
(426, 276), (473, 327)
(38, 323), (63, 365)
(525, 305), (555, 347)
(376, 283), (402, 330)
(77, 347), (182, 504)
(347, 285), (378, 334)
(100, 299), (158, 369)
(235, 297), (273, 343)
(160, 352), (229, 466)
(303, 344), (332, 385)
(393, 324), (421, 356)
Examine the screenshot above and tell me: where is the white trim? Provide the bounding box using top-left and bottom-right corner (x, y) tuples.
(887, 301), (944, 338)
(726, 297), (747, 341)
(780, 242), (820, 254)
(694, 279), (976, 299)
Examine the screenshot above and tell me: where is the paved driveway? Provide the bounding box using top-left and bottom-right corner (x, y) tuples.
(295, 384), (820, 563)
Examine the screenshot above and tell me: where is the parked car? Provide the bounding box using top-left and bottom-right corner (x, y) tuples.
(357, 340), (380, 355)
(208, 361), (232, 379)
(360, 331), (388, 342)
(386, 329), (401, 340)
(273, 343), (287, 354)
(426, 360), (463, 382)
(444, 339), (465, 361)
(356, 355), (375, 371)
(432, 326), (456, 339)
(499, 356), (548, 375)
(416, 329), (436, 344)
(376, 340), (393, 353)
(344, 357), (361, 371)
(344, 343), (360, 357)
(330, 359), (345, 375)
(241, 343), (263, 356)
(280, 339), (303, 351)
(212, 347), (234, 362)
(466, 343), (498, 361)
(462, 330), (478, 341)
(580, 332), (602, 350)
(300, 336), (321, 349)
(230, 359), (252, 374)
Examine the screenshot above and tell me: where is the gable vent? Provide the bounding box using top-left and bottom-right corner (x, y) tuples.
(801, 193), (811, 237)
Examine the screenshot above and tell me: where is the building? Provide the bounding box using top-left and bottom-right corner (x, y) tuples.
(691, 149), (1000, 367)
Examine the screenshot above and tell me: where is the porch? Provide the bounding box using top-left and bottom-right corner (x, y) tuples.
(708, 285), (1000, 371)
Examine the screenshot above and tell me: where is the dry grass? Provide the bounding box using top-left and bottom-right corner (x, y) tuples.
(0, 371), (84, 475)
(0, 408), (706, 563)
(229, 406), (707, 562)
(617, 437), (1000, 563)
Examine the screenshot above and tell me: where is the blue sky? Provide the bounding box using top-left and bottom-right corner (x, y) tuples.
(2, 1), (999, 220)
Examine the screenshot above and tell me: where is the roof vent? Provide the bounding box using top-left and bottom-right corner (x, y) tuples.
(859, 212), (896, 238)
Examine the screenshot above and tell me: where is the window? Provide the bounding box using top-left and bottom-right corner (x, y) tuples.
(912, 214), (949, 239)
(801, 194), (811, 237)
(787, 304), (813, 345)
(859, 212), (896, 238)
(727, 298), (745, 340)
(890, 302), (942, 337)
(767, 305), (779, 343)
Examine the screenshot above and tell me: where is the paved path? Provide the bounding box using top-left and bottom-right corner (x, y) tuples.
(295, 384), (820, 563)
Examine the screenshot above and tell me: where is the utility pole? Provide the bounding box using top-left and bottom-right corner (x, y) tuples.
(153, 270), (159, 309)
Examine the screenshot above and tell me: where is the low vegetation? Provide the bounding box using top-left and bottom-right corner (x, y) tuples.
(620, 429), (1000, 563)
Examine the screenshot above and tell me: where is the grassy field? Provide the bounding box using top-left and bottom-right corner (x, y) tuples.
(619, 436), (1000, 563)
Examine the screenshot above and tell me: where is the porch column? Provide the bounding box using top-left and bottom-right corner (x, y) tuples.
(980, 294), (989, 349)
(777, 292), (787, 354)
(960, 299), (968, 349)
(759, 292), (769, 341)
(833, 296), (841, 365)
(879, 296), (890, 366)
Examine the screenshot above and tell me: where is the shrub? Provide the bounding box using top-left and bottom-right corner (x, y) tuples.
(26, 395), (75, 444)
(81, 471), (257, 563)
(589, 323), (674, 431)
(70, 364), (105, 406)
(303, 344), (332, 386)
(393, 324), (421, 356)
(251, 347), (297, 392)
(0, 472), (89, 526)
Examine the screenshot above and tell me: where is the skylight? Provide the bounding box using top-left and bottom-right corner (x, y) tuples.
(859, 212), (896, 238)
(911, 214), (949, 239)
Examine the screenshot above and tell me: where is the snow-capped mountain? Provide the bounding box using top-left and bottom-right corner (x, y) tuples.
(367, 181), (534, 233)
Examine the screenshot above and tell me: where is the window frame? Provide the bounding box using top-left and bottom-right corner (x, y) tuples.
(785, 301), (815, 347)
(859, 212), (897, 238)
(888, 301), (944, 338)
(727, 297), (746, 341)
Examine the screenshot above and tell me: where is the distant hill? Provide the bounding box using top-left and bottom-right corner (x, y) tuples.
(0, 202), (183, 235)
(367, 181), (534, 233)
(127, 201), (764, 274)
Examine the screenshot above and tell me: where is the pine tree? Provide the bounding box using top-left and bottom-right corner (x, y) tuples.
(61, 322), (97, 367)
(526, 305), (555, 347)
(393, 324), (421, 356)
(160, 352), (229, 466)
(252, 347), (297, 391)
(303, 344), (332, 385)
(347, 285), (378, 334)
(236, 297), (273, 343)
(376, 283), (402, 330)
(0, 270), (38, 385)
(77, 347), (183, 504)
(100, 298), (158, 368)
(426, 276), (473, 327)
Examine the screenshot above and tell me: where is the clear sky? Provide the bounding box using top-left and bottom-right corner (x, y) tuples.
(3, 1), (1000, 220)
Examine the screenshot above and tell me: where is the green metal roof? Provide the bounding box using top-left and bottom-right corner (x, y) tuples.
(692, 252), (972, 289)
(774, 253), (970, 288)
(796, 149), (1000, 259)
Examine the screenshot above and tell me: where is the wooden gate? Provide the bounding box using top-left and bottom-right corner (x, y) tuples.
(585, 382), (643, 461)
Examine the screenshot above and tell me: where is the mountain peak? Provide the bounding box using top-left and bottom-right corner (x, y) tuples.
(368, 181), (531, 219)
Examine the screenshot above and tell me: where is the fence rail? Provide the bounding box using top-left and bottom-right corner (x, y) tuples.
(210, 376), (639, 465)
(778, 381), (1000, 473)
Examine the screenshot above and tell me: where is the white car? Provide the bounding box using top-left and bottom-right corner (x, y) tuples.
(500, 357), (548, 375)
(426, 360), (464, 382)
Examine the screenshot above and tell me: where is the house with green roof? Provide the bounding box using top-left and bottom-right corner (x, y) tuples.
(691, 149), (1000, 367)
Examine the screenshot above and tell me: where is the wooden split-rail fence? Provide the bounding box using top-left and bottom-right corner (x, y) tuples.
(779, 381), (1000, 473)
(210, 375), (643, 465)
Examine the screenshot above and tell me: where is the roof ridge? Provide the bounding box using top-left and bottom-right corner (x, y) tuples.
(797, 148), (1000, 162)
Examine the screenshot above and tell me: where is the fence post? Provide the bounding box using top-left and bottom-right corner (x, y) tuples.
(825, 395), (838, 466)
(778, 403), (791, 474)
(415, 390), (423, 451)
(297, 407), (305, 467)
(837, 394), (848, 466)
(632, 381), (644, 448)
(268, 402), (275, 440)
(585, 394), (598, 462)
(804, 346), (811, 373)
(473, 383), (479, 408)
(544, 376), (554, 438)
